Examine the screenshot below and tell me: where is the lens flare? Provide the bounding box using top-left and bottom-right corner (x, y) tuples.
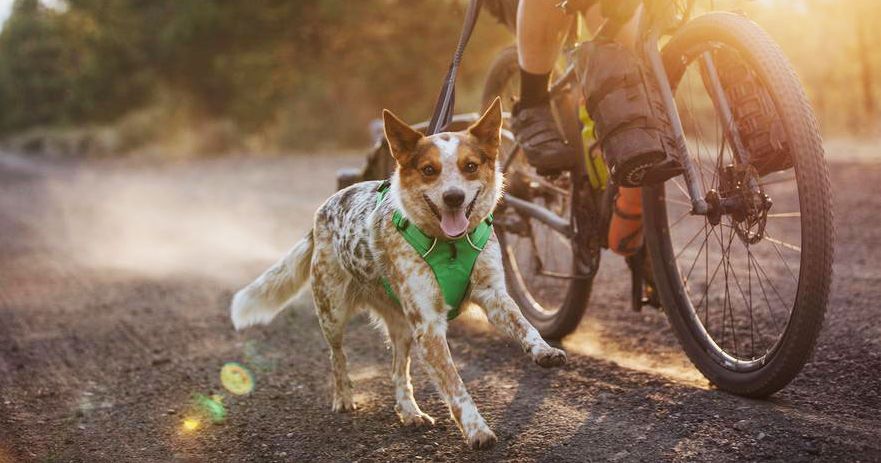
(194, 393), (227, 423)
(182, 418), (200, 432)
(220, 362), (254, 395)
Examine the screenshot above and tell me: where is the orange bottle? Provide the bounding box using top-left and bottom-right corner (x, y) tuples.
(608, 187), (643, 256)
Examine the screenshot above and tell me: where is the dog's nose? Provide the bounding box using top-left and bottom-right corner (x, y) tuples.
(443, 188), (466, 208)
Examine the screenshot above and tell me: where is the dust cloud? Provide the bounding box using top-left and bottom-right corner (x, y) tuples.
(19, 155), (350, 284)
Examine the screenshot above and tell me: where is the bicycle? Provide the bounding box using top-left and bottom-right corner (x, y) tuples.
(480, 0), (833, 397)
(338, 0), (833, 398)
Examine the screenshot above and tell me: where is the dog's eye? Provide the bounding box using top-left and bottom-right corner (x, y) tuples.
(421, 165), (437, 176)
(464, 162), (478, 173)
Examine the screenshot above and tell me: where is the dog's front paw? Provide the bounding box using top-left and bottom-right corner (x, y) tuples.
(466, 427), (497, 450)
(397, 409), (435, 427)
(532, 345), (567, 368)
(331, 395), (356, 413)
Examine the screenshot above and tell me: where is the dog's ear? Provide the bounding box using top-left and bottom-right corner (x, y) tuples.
(467, 96), (503, 159)
(383, 109), (423, 165)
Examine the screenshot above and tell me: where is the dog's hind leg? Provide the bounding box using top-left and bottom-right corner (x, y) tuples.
(373, 305), (435, 427)
(312, 259), (357, 412)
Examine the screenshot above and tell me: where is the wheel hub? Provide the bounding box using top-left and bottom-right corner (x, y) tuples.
(704, 164), (773, 244)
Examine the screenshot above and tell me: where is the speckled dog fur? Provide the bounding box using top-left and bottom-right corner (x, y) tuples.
(230, 98), (566, 449)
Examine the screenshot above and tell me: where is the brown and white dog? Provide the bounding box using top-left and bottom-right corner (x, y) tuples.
(230, 98), (566, 449)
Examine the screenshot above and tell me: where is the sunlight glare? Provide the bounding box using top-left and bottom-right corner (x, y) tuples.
(182, 418), (200, 432)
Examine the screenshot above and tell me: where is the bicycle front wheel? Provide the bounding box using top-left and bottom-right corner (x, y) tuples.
(644, 12), (833, 397)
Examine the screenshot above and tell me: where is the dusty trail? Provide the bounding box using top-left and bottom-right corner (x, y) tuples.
(0, 151), (879, 462)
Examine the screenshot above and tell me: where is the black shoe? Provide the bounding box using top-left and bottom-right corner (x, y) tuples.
(511, 102), (578, 175)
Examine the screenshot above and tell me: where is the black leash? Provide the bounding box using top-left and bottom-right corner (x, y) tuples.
(426, 0), (484, 135)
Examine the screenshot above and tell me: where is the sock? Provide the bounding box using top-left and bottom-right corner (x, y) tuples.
(519, 68), (551, 109)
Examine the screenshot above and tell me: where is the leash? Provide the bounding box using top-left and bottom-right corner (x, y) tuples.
(380, 3), (488, 317)
(426, 0), (484, 135)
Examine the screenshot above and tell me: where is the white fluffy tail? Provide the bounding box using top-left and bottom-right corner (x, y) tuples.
(230, 231), (314, 330)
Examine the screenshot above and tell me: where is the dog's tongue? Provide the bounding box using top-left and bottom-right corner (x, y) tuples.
(440, 209), (469, 238)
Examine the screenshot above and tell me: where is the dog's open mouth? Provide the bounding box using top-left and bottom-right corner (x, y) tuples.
(423, 189), (481, 238)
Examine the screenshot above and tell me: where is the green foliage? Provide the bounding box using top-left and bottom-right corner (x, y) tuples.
(0, 0), (153, 132)
(0, 0), (875, 154)
(0, 0), (510, 151)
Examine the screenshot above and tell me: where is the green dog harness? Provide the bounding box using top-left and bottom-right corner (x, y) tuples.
(376, 181), (493, 320)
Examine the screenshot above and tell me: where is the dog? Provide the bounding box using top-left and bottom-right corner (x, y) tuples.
(230, 98), (566, 449)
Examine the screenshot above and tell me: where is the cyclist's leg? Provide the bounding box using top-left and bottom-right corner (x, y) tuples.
(512, 1), (577, 174)
(516, 0), (569, 88)
(513, 1), (646, 175)
(586, 1), (641, 48)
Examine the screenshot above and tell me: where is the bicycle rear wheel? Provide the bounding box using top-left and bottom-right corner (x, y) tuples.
(644, 12), (833, 397)
(482, 45), (598, 340)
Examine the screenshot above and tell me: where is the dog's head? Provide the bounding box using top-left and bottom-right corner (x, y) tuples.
(383, 97), (503, 240)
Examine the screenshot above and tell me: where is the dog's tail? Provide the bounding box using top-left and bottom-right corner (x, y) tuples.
(230, 231), (314, 330)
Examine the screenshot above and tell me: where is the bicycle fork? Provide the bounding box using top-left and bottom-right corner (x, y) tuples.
(642, 31), (709, 216)
(643, 28), (766, 220)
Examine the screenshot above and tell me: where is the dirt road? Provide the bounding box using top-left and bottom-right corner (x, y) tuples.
(0, 150), (879, 462)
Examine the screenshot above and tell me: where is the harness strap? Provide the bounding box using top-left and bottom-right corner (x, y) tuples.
(376, 181), (493, 320)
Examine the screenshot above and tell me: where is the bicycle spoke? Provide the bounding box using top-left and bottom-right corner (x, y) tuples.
(675, 222), (709, 260)
(667, 198), (694, 208)
(703, 219), (711, 328)
(694, 252), (725, 313)
(763, 234), (801, 253)
(760, 174), (796, 186)
(726, 243), (764, 357)
(685, 68), (715, 191)
(747, 241), (756, 358)
(762, 232), (800, 284)
(713, 216), (794, 357)
(750, 250), (794, 314)
(684, 227), (710, 284)
(747, 248), (783, 334)
(669, 209), (692, 230)
(712, 125), (728, 188)
(766, 212), (800, 218)
(720, 225), (730, 351)
(671, 178), (691, 200)
(722, 222), (739, 357)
